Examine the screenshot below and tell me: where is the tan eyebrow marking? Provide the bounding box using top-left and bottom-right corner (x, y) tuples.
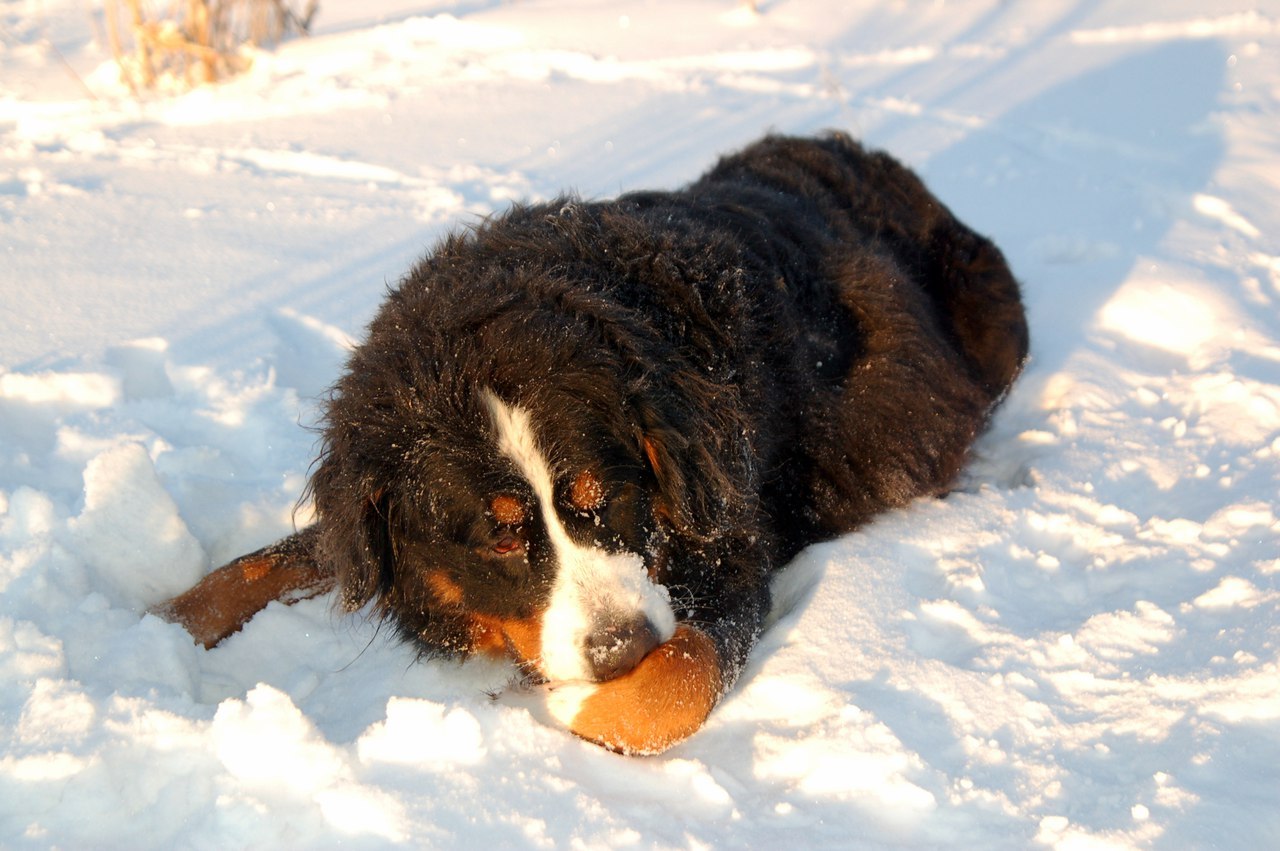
(570, 469), (605, 512)
(490, 494), (526, 526)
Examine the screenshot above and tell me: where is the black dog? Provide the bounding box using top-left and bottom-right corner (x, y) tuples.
(157, 132), (1028, 754)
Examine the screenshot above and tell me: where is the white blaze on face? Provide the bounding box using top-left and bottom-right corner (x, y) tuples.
(483, 391), (676, 682)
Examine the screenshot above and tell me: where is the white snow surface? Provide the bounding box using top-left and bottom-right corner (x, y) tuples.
(3, 0), (1280, 847)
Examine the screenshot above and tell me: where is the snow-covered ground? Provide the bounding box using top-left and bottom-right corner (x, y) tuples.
(3, 0), (1279, 846)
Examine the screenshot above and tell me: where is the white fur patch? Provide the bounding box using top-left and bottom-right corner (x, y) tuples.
(483, 391), (676, 682)
(544, 682), (598, 728)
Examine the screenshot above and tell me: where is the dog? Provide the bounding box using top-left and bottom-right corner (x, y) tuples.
(155, 132), (1028, 754)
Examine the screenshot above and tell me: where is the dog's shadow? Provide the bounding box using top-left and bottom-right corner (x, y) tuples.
(924, 38), (1226, 391)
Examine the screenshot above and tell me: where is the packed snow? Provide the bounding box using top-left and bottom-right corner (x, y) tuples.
(3, 0), (1279, 847)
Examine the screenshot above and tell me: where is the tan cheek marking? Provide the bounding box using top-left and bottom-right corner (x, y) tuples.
(426, 571), (466, 607)
(427, 570), (544, 669)
(470, 611), (545, 673)
(565, 625), (722, 754)
(469, 620), (507, 656)
(570, 469), (605, 512)
(490, 495), (526, 526)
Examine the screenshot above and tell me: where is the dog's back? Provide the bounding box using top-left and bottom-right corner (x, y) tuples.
(694, 132), (1028, 398)
(635, 133), (1030, 554)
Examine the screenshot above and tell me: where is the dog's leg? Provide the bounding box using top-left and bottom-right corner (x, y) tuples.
(543, 625), (720, 754)
(546, 573), (768, 754)
(150, 526), (333, 649)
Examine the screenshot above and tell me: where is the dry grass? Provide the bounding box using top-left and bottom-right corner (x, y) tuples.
(104, 0), (317, 91)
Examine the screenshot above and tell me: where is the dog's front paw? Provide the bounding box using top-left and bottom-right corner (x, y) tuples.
(545, 625), (723, 754)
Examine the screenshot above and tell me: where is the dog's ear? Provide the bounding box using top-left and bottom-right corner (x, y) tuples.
(633, 393), (750, 543)
(639, 430), (692, 533)
(308, 453), (396, 613)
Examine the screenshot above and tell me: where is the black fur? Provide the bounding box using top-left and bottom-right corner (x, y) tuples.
(306, 131), (1027, 697)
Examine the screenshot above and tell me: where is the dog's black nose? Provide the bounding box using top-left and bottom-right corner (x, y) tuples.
(584, 614), (661, 681)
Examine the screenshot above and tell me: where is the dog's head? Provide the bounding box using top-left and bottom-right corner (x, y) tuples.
(312, 375), (692, 682)
(305, 208), (762, 685)
(305, 302), (749, 687)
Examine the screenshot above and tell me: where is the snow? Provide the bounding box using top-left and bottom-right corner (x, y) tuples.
(2, 0), (1279, 846)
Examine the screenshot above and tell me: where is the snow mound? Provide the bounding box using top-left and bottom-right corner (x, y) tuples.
(68, 443), (205, 608)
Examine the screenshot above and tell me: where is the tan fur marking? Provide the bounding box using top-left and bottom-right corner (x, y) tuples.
(570, 469), (605, 512)
(565, 625), (722, 754)
(426, 570), (545, 667)
(239, 558), (272, 582)
(470, 611), (545, 670)
(469, 619), (507, 656)
(426, 571), (466, 607)
(153, 554), (333, 649)
(642, 437), (662, 475)
(490, 494), (526, 526)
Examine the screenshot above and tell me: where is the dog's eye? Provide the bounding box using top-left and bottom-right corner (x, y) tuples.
(569, 469), (606, 513)
(493, 533), (523, 555)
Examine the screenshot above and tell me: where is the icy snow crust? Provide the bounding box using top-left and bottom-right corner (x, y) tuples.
(3, 0), (1279, 847)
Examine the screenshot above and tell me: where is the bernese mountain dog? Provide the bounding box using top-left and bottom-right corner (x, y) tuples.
(155, 132), (1028, 754)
